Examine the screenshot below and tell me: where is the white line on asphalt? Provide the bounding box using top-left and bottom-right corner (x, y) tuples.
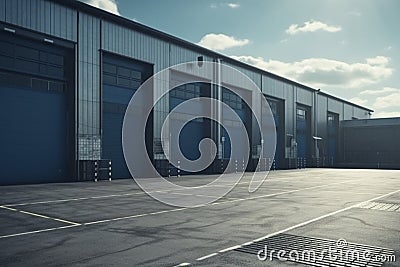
(0, 225), (79, 239)
(0, 178), (366, 239)
(3, 192), (146, 207)
(82, 179), (358, 226)
(189, 188), (400, 264)
(0, 206), (81, 226)
(3, 175), (336, 207)
(0, 205), (17, 211)
(174, 263), (191, 266)
(196, 253), (219, 261)
(218, 245), (242, 253)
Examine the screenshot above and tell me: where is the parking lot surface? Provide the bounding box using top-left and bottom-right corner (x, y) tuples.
(0, 169), (399, 266)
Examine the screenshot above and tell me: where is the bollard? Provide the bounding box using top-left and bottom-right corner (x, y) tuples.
(94, 161), (98, 182)
(108, 161), (112, 181)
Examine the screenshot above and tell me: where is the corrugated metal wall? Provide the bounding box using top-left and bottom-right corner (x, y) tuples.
(78, 13), (101, 160)
(0, 0), (77, 41)
(0, 0), (373, 168)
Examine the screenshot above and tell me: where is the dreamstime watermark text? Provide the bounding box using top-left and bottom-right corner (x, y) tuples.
(257, 238), (396, 264)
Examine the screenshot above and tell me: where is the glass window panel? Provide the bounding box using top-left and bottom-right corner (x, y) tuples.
(176, 89), (185, 99)
(47, 53), (64, 66)
(103, 63), (116, 74)
(47, 65), (64, 78)
(130, 80), (141, 89)
(131, 70), (141, 80)
(15, 59), (39, 73)
(118, 66), (131, 78)
(16, 45), (39, 61)
(0, 41), (14, 55)
(49, 81), (65, 92)
(103, 74), (117, 85)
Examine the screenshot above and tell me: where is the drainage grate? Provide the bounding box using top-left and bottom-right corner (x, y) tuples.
(356, 201), (400, 212)
(235, 234), (395, 267)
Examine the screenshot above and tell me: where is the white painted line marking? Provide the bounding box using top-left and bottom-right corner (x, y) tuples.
(1, 206), (81, 226)
(19, 211), (81, 226)
(193, 188), (400, 265)
(218, 245), (242, 253)
(82, 180), (358, 225)
(196, 253), (218, 261)
(0, 225), (79, 239)
(0, 205), (17, 211)
(174, 263), (191, 266)
(365, 202), (378, 209)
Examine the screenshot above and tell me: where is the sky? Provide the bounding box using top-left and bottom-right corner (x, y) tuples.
(80, 0), (400, 118)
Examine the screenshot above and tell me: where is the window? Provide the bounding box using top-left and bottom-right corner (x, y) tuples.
(0, 41), (65, 79)
(223, 89), (243, 110)
(170, 83), (202, 100)
(102, 62), (142, 89)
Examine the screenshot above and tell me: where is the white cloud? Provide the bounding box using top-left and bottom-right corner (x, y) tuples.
(210, 3), (240, 9)
(349, 97), (368, 106)
(227, 3), (240, 8)
(373, 92), (400, 110)
(360, 87), (400, 95)
(286, 20), (341, 35)
(366, 56), (389, 66)
(230, 55), (393, 88)
(198, 33), (249, 51)
(80, 0), (120, 15)
(372, 111), (400, 118)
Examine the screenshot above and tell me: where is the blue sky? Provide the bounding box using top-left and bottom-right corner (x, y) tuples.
(82, 0), (400, 118)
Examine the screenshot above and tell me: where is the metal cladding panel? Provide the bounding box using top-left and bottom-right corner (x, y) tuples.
(224, 62), (262, 89)
(262, 75), (285, 99)
(78, 13), (101, 160)
(340, 103), (353, 120)
(327, 97), (342, 114)
(283, 83), (295, 135)
(296, 87), (312, 106)
(353, 107), (369, 119)
(102, 21), (170, 72)
(317, 94), (328, 143)
(2, 0), (77, 41)
(169, 44), (213, 68)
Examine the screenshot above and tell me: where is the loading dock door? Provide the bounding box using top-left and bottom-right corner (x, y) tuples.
(0, 35), (69, 185)
(327, 113), (339, 166)
(169, 82), (210, 174)
(102, 54), (152, 179)
(296, 106), (309, 159)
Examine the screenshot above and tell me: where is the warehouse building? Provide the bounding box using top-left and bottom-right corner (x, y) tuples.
(339, 118), (400, 169)
(0, 0), (373, 185)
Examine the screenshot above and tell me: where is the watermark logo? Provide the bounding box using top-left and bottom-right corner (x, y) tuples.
(257, 238), (396, 264)
(122, 61), (276, 207)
